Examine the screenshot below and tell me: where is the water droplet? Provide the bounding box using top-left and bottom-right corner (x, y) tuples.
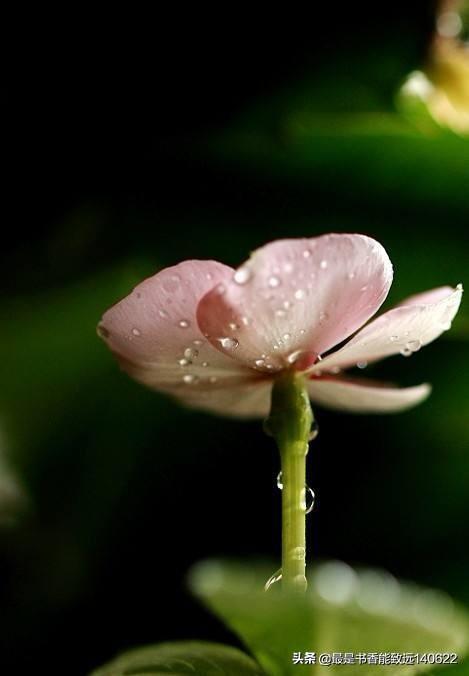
(217, 337), (239, 350)
(255, 359), (265, 367)
(193, 339), (203, 346)
(348, 271), (356, 280)
(97, 324), (109, 339)
(456, 283), (463, 291)
(228, 321), (239, 331)
(131, 328), (141, 337)
(201, 361), (209, 367)
(291, 546), (306, 561)
(182, 374), (199, 384)
(234, 266), (251, 284)
(407, 339), (421, 352)
(320, 259), (328, 269)
(299, 329), (306, 335)
(319, 311), (329, 322)
(158, 309), (169, 319)
(303, 249), (311, 258)
(400, 346), (412, 357)
(360, 285), (368, 292)
(268, 275), (281, 288)
(357, 361), (368, 369)
(209, 376), (218, 383)
(276, 472), (283, 489)
(178, 358), (190, 367)
(283, 333), (291, 341)
(264, 568), (282, 591)
(206, 272), (213, 280)
(275, 309), (286, 318)
(184, 347), (198, 359)
(283, 300), (292, 309)
(305, 486), (315, 514)
(390, 335), (399, 342)
(178, 319), (190, 329)
(214, 283), (226, 295)
(294, 289), (305, 300)
(309, 420), (319, 441)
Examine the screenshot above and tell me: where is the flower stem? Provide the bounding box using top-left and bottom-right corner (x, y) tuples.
(266, 372), (314, 592)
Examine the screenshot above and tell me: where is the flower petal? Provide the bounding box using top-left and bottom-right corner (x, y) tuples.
(307, 377), (431, 413)
(98, 260), (256, 392)
(176, 380), (273, 418)
(197, 234), (393, 372)
(313, 285), (463, 374)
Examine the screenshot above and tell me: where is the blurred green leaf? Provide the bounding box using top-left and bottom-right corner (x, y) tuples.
(189, 560), (469, 676)
(91, 641), (265, 675)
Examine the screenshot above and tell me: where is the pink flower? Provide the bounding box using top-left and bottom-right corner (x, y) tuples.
(98, 234), (462, 418)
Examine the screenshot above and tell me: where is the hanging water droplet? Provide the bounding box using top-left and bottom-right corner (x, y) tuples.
(389, 335), (399, 342)
(286, 350), (302, 364)
(320, 259), (328, 269)
(182, 374), (199, 384)
(400, 346), (412, 357)
(184, 347), (198, 360)
(456, 283), (463, 291)
(276, 471), (283, 489)
(407, 339), (421, 352)
(178, 319), (190, 329)
(217, 337), (239, 350)
(294, 289), (305, 300)
(309, 420), (319, 441)
(305, 486), (315, 514)
(234, 266), (251, 284)
(264, 568), (282, 592)
(255, 359), (265, 367)
(178, 358), (190, 367)
(97, 324), (109, 339)
(357, 361), (368, 369)
(268, 275), (281, 288)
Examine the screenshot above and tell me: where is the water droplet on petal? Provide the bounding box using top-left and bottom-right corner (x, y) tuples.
(158, 309), (169, 319)
(320, 259), (328, 269)
(206, 272), (213, 280)
(182, 374), (199, 384)
(275, 309), (286, 318)
(348, 271), (356, 280)
(294, 289), (305, 300)
(97, 324), (110, 339)
(178, 358), (190, 367)
(283, 333), (291, 341)
(241, 316), (252, 326)
(214, 283), (226, 295)
(184, 347), (198, 359)
(299, 328), (306, 335)
(407, 339), (421, 352)
(193, 339), (203, 346)
(217, 337), (239, 350)
(456, 283), (463, 291)
(268, 275), (281, 288)
(264, 568), (282, 591)
(303, 249), (311, 258)
(400, 346), (412, 357)
(131, 328), (141, 337)
(390, 335), (399, 342)
(360, 285), (368, 292)
(234, 266), (251, 284)
(255, 359), (265, 367)
(283, 300), (292, 309)
(178, 319), (190, 329)
(201, 361), (209, 367)
(319, 311), (329, 322)
(228, 321), (239, 331)
(283, 262), (294, 273)
(357, 361), (368, 369)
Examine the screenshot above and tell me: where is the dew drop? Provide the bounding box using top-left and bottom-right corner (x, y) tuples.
(178, 358), (190, 367)
(303, 249), (311, 258)
(319, 311), (329, 322)
(357, 361), (368, 369)
(193, 339), (203, 346)
(283, 300), (292, 309)
(348, 271), (356, 280)
(255, 359), (265, 367)
(275, 309), (286, 318)
(305, 486), (316, 514)
(205, 272), (213, 280)
(294, 289), (305, 300)
(400, 346), (412, 357)
(389, 335), (399, 342)
(299, 328), (306, 335)
(228, 321), (240, 331)
(234, 266), (251, 284)
(217, 337), (239, 350)
(178, 319), (190, 329)
(264, 568), (282, 592)
(131, 327), (141, 337)
(201, 361), (209, 367)
(407, 339), (421, 352)
(158, 309), (169, 319)
(320, 259), (328, 269)
(309, 421), (319, 441)
(182, 374), (199, 384)
(241, 316), (251, 326)
(214, 283), (226, 295)
(283, 333), (291, 341)
(184, 347), (198, 359)
(97, 324), (109, 339)
(360, 285), (368, 292)
(268, 275), (281, 288)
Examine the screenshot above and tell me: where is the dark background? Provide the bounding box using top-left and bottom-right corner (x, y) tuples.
(2, 4), (469, 674)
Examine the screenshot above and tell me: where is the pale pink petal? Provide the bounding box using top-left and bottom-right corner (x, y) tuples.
(98, 260), (256, 392)
(197, 234), (393, 372)
(396, 286), (456, 307)
(176, 379), (273, 418)
(307, 377), (431, 413)
(313, 285), (462, 374)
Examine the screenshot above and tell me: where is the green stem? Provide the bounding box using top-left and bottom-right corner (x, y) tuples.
(265, 372), (314, 592)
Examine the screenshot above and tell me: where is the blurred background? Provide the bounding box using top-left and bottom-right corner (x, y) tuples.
(2, 2), (469, 673)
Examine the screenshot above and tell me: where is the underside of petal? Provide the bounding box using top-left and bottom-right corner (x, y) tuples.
(313, 285), (462, 374)
(197, 234), (393, 373)
(176, 379), (273, 418)
(98, 260), (256, 393)
(307, 377), (431, 413)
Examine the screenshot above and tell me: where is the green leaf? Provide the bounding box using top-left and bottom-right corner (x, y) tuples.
(188, 560), (469, 676)
(91, 640), (266, 675)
